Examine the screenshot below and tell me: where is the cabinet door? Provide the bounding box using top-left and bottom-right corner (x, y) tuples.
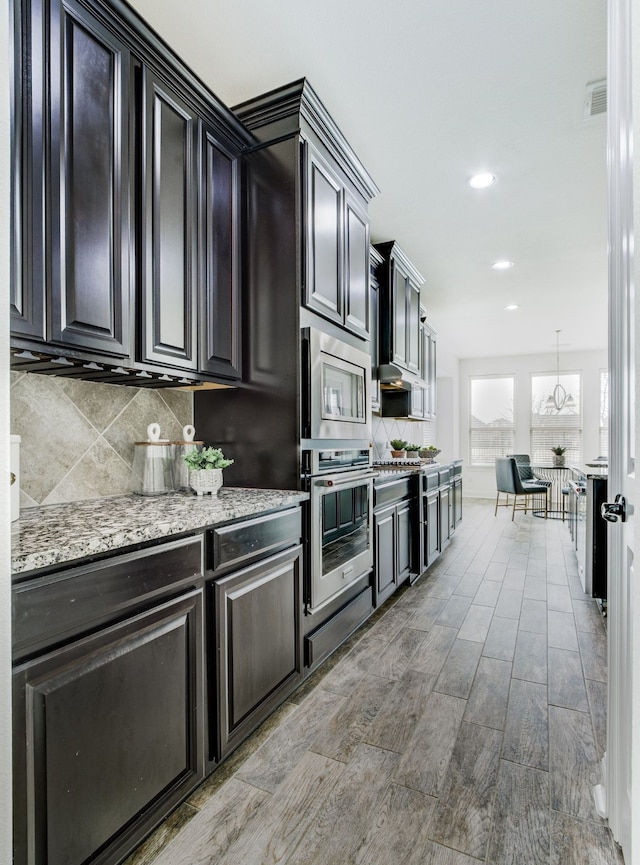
(396, 500), (413, 582)
(140, 69), (198, 370)
(440, 484), (451, 550)
(411, 382), (424, 419)
(13, 590), (204, 865)
(370, 252), (380, 411)
(374, 504), (396, 605)
(424, 324), (437, 418)
(11, 0), (46, 341)
(344, 190), (370, 338)
(199, 125), (241, 379)
(426, 490), (441, 566)
(453, 477), (463, 527)
(304, 143), (343, 325)
(406, 279), (421, 373)
(215, 545), (303, 759)
(47, 0), (131, 357)
(392, 262), (408, 367)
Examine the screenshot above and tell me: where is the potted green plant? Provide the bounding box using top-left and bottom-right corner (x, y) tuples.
(183, 446), (234, 496)
(389, 439), (408, 458)
(419, 445), (441, 463)
(551, 446), (567, 467)
(405, 443), (421, 454)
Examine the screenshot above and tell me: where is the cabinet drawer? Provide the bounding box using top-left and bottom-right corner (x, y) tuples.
(374, 477), (412, 508)
(438, 467), (452, 485)
(305, 586), (373, 669)
(208, 507), (302, 575)
(12, 535), (204, 662)
(423, 470), (439, 492)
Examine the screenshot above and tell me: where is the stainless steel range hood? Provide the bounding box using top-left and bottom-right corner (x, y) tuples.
(377, 364), (411, 391)
(377, 366), (421, 418)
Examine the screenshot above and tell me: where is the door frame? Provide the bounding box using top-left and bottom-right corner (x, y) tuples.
(604, 0), (639, 861)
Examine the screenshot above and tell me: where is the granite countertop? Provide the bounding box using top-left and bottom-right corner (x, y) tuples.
(11, 488), (309, 576)
(571, 462), (608, 480)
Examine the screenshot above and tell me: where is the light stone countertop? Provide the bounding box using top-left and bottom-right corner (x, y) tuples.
(11, 488), (309, 577)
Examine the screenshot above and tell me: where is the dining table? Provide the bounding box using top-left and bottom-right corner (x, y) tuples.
(531, 464), (572, 519)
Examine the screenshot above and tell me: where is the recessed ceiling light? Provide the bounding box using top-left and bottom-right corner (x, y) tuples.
(504, 304), (519, 311)
(468, 172), (496, 189)
(492, 260), (514, 270)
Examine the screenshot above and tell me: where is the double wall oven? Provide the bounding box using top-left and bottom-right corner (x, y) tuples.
(302, 326), (376, 614)
(304, 449), (377, 613)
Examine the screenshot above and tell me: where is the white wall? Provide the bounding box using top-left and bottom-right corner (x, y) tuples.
(459, 348), (608, 499)
(1, 1), (12, 858)
(434, 375), (459, 463)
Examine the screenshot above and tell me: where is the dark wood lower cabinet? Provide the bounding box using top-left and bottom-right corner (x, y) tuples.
(9, 477), (462, 865)
(373, 496), (414, 606)
(440, 482), (452, 551)
(425, 488), (441, 567)
(13, 589), (204, 865)
(453, 475), (463, 528)
(374, 503), (396, 604)
(213, 544), (303, 760)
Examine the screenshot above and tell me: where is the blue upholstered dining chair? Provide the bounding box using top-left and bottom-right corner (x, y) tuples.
(495, 457), (548, 520)
(507, 452), (557, 516)
(506, 453), (551, 487)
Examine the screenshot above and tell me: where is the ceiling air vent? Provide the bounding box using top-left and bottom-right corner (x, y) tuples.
(583, 79), (607, 120)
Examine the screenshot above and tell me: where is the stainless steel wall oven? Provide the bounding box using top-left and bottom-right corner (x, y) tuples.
(304, 449), (377, 613)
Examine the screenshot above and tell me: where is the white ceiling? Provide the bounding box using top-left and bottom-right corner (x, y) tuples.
(129, 0), (608, 375)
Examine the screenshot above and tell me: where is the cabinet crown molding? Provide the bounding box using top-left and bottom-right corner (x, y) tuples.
(374, 241), (425, 286)
(234, 78), (380, 203)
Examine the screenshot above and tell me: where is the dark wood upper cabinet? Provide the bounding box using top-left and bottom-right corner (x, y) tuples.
(303, 142), (371, 338)
(392, 263), (408, 367)
(199, 127), (241, 379)
(344, 190), (370, 339)
(374, 241), (425, 374)
(10, 0), (249, 385)
(369, 245), (383, 412)
(10, 0), (46, 340)
(407, 277), (421, 373)
(304, 144), (343, 325)
(420, 314), (437, 419)
(13, 0), (132, 356)
(235, 79), (379, 342)
(139, 69), (198, 370)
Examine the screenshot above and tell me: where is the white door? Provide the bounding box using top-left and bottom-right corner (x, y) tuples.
(601, 0), (637, 859)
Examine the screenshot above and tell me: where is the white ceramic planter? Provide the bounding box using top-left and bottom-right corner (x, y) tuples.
(189, 468), (223, 496)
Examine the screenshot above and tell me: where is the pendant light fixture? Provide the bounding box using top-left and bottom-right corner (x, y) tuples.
(545, 330), (575, 412)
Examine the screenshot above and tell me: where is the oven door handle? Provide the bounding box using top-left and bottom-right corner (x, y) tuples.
(314, 470), (379, 487)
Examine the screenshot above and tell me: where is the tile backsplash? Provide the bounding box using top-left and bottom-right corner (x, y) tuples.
(10, 372), (193, 507)
(372, 415), (432, 461)
(10, 372), (435, 506)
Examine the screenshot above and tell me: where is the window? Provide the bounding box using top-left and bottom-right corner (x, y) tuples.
(530, 373), (582, 464)
(469, 376), (515, 465)
(600, 370), (608, 457)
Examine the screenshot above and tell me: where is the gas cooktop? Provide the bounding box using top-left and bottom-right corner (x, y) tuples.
(374, 459), (424, 469)
(373, 458), (440, 471)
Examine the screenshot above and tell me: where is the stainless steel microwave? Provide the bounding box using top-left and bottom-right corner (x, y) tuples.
(303, 327), (372, 442)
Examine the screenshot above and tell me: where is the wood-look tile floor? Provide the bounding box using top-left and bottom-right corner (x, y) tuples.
(127, 500), (624, 865)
